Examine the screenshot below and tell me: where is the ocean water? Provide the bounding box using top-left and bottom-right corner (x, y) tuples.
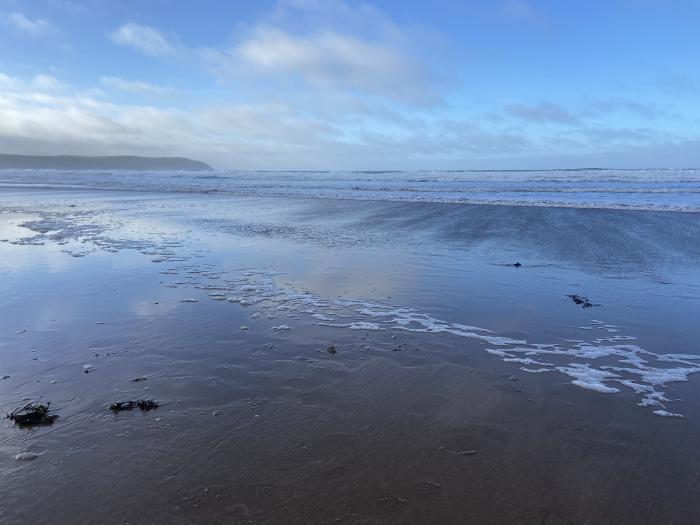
(1, 168), (699, 212)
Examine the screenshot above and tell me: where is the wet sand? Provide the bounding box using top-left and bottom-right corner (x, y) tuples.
(1, 189), (699, 524)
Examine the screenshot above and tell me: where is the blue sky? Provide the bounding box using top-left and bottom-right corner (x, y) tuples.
(1, 0), (699, 169)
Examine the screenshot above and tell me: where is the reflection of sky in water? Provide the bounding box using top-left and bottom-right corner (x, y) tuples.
(0, 213), (39, 242)
(3, 190), (699, 351)
(1, 188), (700, 416)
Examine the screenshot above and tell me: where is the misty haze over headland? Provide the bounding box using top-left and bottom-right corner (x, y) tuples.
(0, 154), (213, 172)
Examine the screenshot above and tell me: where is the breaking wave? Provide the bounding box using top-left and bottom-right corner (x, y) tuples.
(1, 168), (699, 212)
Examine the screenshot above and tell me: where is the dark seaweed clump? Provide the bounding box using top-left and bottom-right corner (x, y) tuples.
(109, 399), (159, 412)
(567, 294), (597, 308)
(7, 402), (58, 426)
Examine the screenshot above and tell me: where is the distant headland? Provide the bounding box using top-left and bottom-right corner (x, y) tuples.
(0, 154), (213, 171)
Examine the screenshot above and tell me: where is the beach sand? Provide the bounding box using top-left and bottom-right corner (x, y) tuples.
(1, 188), (699, 524)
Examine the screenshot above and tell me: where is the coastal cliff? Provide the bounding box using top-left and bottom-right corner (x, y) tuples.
(0, 154), (213, 171)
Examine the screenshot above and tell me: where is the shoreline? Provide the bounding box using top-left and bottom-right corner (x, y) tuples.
(2, 167), (699, 213)
(0, 182), (698, 213)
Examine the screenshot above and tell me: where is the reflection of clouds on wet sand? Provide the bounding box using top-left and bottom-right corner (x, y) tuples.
(279, 247), (416, 301)
(0, 212), (41, 243)
(0, 242), (75, 273)
(2, 188), (700, 418)
(130, 299), (179, 318)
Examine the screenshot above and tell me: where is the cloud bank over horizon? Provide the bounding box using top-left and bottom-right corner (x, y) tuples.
(0, 0), (699, 170)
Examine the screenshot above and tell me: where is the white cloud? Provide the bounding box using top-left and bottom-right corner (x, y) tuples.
(2, 70), (692, 170)
(234, 27), (421, 96)
(0, 71), (458, 168)
(99, 76), (177, 96)
(0, 70), (338, 167)
(110, 23), (175, 57)
(0, 73), (21, 90)
(104, 2), (438, 105)
(203, 1), (436, 105)
(31, 74), (67, 91)
(5, 12), (53, 36)
(2, 1), (695, 170)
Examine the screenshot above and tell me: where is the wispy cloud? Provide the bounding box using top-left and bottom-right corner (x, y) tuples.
(207, 27), (427, 102)
(99, 76), (177, 96)
(110, 23), (175, 57)
(30, 74), (67, 91)
(583, 97), (667, 120)
(0, 72), (21, 90)
(4, 12), (53, 37)
(504, 101), (579, 125)
(581, 126), (664, 146)
(1, 69), (695, 169)
(654, 72), (699, 95)
(203, 1), (437, 105)
(504, 98), (670, 126)
(0, 70), (334, 167)
(0, 69), (515, 168)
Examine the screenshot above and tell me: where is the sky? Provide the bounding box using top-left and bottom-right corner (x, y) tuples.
(0, 0), (699, 170)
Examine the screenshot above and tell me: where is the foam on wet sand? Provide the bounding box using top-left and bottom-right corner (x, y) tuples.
(6, 202), (699, 417)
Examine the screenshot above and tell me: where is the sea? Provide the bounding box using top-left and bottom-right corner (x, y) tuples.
(0, 168), (699, 212)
